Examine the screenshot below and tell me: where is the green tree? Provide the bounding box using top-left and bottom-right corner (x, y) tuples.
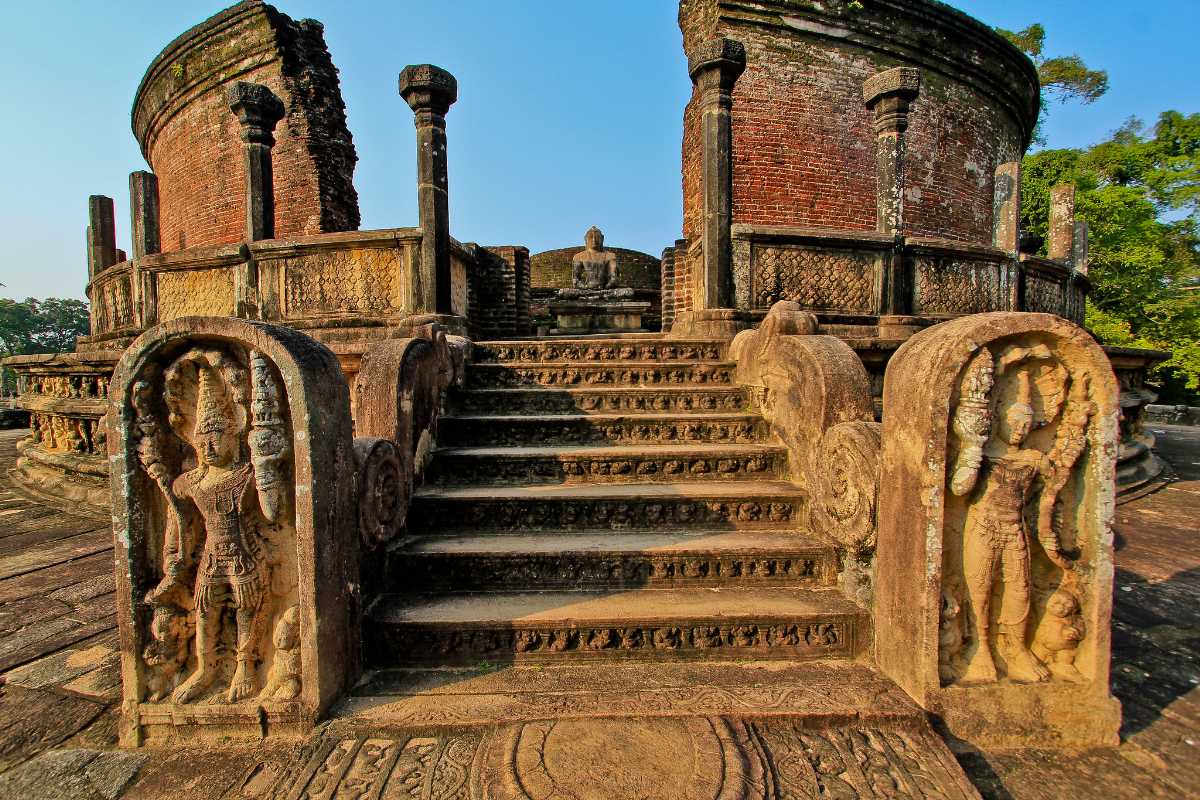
(0, 297), (90, 394)
(1020, 113), (1200, 402)
(997, 23), (1109, 144)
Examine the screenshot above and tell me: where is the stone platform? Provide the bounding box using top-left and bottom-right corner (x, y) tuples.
(0, 425), (1197, 798)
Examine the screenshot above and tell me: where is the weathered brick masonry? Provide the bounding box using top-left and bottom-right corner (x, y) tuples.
(132, 0), (359, 252)
(679, 0), (1038, 245)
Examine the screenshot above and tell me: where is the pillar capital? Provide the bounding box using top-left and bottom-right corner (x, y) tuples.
(225, 81), (285, 146)
(687, 37), (747, 96)
(863, 67), (921, 135)
(399, 64), (458, 118)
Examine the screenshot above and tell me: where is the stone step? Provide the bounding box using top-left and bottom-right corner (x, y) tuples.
(464, 361), (735, 390)
(446, 386), (749, 416)
(390, 530), (837, 591)
(364, 586), (865, 667)
(436, 412), (772, 448)
(407, 480), (807, 533)
(425, 443), (788, 486)
(473, 339), (727, 364)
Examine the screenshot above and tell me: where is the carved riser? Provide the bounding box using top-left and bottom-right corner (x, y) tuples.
(366, 618), (859, 667)
(437, 415), (772, 448)
(407, 495), (805, 533)
(447, 389), (749, 416)
(425, 451), (787, 486)
(393, 552), (838, 592)
(465, 363), (735, 390)
(473, 341), (726, 364)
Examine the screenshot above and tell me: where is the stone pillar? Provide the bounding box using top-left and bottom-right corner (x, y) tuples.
(128, 171), (161, 259)
(863, 67), (921, 236)
(87, 195), (117, 279)
(992, 162), (1022, 253)
(1048, 184), (1076, 262)
(1072, 220), (1089, 275)
(400, 64), (458, 316)
(688, 38), (745, 310)
(226, 81), (286, 242)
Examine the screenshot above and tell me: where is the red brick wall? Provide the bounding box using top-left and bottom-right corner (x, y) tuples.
(134, 2), (358, 253)
(679, 0), (1034, 249)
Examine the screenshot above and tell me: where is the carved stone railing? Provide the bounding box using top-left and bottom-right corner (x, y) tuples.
(4, 351), (119, 514)
(728, 225), (1088, 326)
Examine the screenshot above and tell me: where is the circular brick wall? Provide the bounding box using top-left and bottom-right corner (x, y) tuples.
(680, 0), (1040, 246)
(132, 1), (359, 252)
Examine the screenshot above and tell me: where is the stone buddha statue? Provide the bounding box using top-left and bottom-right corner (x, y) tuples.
(572, 227), (620, 291)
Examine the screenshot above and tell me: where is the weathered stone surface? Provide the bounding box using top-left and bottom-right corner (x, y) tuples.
(0, 748), (146, 800)
(876, 312), (1121, 747)
(108, 317), (358, 744)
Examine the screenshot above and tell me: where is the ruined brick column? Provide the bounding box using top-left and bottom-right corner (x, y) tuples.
(128, 171), (161, 259)
(1048, 184), (1077, 262)
(226, 82), (286, 242)
(689, 38), (745, 312)
(400, 65), (458, 317)
(863, 67), (921, 236)
(87, 195), (117, 279)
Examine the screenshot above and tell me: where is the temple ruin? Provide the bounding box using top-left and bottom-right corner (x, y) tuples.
(1, 0), (1173, 794)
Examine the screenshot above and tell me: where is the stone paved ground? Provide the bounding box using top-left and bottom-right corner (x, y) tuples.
(0, 426), (1195, 799)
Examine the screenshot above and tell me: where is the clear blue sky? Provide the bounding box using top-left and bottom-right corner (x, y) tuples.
(1, 1), (1195, 301)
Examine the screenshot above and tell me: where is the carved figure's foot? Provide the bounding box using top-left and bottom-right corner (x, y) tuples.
(227, 662), (257, 703)
(1048, 661), (1084, 683)
(171, 668), (214, 704)
(960, 646), (998, 684)
(1006, 647), (1051, 683)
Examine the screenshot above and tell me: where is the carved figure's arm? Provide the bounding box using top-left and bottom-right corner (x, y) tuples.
(1036, 404), (1094, 570)
(248, 351), (290, 523)
(131, 380), (192, 600)
(949, 407), (989, 496)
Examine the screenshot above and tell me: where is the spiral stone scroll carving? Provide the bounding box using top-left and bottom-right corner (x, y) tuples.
(354, 436), (409, 547)
(809, 421), (882, 555)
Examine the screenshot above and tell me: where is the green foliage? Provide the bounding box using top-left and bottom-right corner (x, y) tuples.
(0, 297), (90, 393)
(998, 23), (1110, 144)
(1021, 113), (1200, 401)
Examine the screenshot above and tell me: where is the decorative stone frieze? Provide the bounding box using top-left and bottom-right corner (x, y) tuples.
(370, 619), (853, 665)
(876, 312), (1121, 747)
(465, 363), (735, 390)
(109, 317), (358, 744)
(437, 414), (767, 449)
(448, 387), (749, 416)
(472, 341), (724, 364)
(408, 494), (802, 534)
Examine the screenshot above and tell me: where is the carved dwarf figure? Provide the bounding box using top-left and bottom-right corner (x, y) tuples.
(571, 226), (619, 290)
(258, 605), (301, 701)
(1033, 588), (1086, 681)
(950, 364), (1091, 684)
(141, 349), (290, 704)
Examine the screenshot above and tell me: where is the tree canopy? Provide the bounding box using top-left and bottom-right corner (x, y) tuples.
(0, 297), (90, 393)
(1020, 113), (1200, 402)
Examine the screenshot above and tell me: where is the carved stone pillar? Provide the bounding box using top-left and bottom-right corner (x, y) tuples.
(400, 65), (458, 316)
(128, 171), (161, 259)
(863, 67), (921, 236)
(226, 81), (286, 242)
(1072, 220), (1089, 275)
(87, 194), (117, 279)
(992, 162), (1022, 254)
(1048, 184), (1076, 262)
(688, 38), (745, 311)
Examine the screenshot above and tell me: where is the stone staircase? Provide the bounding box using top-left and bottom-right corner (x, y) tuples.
(363, 337), (871, 671)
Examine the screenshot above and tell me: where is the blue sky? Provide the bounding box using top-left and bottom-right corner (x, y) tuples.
(1, 1), (1195, 301)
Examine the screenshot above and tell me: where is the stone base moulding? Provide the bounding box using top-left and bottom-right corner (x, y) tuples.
(875, 312), (1121, 747)
(109, 316), (359, 745)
